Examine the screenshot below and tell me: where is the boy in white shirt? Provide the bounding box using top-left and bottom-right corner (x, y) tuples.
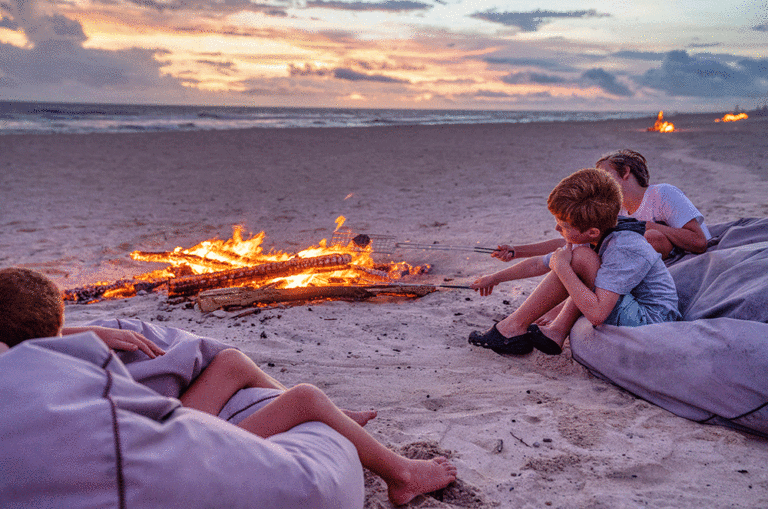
(595, 149), (710, 258)
(493, 149), (710, 262)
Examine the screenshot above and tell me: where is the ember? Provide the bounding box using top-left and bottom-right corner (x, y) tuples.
(715, 113), (748, 123)
(647, 111), (675, 132)
(63, 217), (430, 306)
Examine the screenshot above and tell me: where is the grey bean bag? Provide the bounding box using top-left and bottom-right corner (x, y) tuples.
(570, 218), (768, 437)
(0, 322), (364, 508)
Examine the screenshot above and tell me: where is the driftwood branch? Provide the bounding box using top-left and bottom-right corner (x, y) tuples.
(197, 284), (437, 312)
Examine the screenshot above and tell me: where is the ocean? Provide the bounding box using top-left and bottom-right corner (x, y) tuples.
(0, 101), (653, 135)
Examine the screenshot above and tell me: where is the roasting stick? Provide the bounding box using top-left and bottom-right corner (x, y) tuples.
(331, 231), (499, 255)
(393, 242), (497, 253)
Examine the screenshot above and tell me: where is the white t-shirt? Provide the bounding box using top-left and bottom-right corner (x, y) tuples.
(621, 183), (711, 240)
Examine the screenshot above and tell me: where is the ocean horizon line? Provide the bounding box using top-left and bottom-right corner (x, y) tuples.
(0, 100), (730, 135)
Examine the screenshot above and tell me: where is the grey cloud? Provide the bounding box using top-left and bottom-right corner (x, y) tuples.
(289, 64), (409, 83)
(0, 17), (17, 30)
(90, 0), (289, 15)
(48, 13), (87, 42)
(241, 85), (297, 96)
(305, 0), (431, 12)
(687, 42), (721, 48)
(469, 9), (608, 32)
(581, 68), (632, 96)
(754, 23), (768, 31)
(333, 68), (408, 83)
(355, 59), (425, 71)
(484, 56), (578, 73)
(289, 63), (332, 77)
(0, 3), (182, 94)
(611, 50), (665, 61)
(0, 39), (170, 88)
(475, 89), (512, 98)
(501, 71), (566, 84)
(123, 0), (178, 11)
(640, 50), (768, 97)
(197, 59), (237, 75)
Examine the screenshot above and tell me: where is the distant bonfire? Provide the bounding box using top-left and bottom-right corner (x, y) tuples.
(715, 113), (748, 123)
(647, 111), (674, 133)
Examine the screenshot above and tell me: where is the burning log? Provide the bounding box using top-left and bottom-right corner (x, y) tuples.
(63, 280), (166, 302)
(131, 251), (236, 271)
(198, 284), (438, 312)
(168, 254), (353, 297)
(352, 266), (392, 282)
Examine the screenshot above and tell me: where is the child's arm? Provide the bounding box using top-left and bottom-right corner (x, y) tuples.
(0, 342), (8, 354)
(645, 218), (707, 254)
(471, 256), (549, 296)
(549, 245), (619, 325)
(61, 326), (165, 358)
(493, 238), (566, 262)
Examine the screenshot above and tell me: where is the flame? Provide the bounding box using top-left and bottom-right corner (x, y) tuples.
(59, 217), (427, 302)
(715, 113), (748, 123)
(647, 111), (675, 133)
(131, 220), (395, 285)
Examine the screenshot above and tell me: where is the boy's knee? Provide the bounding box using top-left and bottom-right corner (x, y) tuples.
(571, 246), (600, 270)
(213, 348), (252, 376)
(289, 383), (327, 406)
(568, 246), (601, 285)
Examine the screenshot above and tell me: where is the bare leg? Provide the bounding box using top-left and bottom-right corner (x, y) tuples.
(237, 384), (457, 506)
(537, 247), (601, 346)
(538, 297), (582, 347)
(343, 409), (378, 427)
(495, 270), (569, 338)
(180, 348), (286, 415)
(534, 301), (565, 326)
(496, 246), (600, 340)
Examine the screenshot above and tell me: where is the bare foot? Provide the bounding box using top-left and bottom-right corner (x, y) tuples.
(387, 457), (457, 506)
(342, 409), (377, 427)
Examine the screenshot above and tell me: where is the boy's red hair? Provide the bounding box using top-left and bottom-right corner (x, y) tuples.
(547, 168), (622, 234)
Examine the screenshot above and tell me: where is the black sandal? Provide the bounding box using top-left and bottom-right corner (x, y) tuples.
(527, 324), (562, 355)
(468, 324), (534, 355)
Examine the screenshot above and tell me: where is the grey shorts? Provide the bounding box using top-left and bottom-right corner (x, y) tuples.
(604, 293), (649, 327)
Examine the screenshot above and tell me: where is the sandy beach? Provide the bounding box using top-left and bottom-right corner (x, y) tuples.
(2, 112), (768, 508)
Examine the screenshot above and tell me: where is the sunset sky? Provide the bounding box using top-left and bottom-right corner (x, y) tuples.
(1, 0), (766, 111)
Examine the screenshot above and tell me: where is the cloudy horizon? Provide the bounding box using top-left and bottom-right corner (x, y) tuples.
(1, 0), (766, 111)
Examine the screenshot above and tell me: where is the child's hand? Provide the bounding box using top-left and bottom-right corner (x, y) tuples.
(492, 245), (515, 262)
(70, 326), (166, 358)
(470, 275), (498, 296)
(0, 341), (8, 354)
(100, 328), (165, 358)
(549, 243), (573, 274)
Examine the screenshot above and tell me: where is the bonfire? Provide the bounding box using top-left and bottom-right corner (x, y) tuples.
(63, 217), (437, 310)
(647, 111), (675, 132)
(715, 113), (748, 123)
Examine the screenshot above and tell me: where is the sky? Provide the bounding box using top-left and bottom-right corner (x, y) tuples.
(0, 0), (766, 111)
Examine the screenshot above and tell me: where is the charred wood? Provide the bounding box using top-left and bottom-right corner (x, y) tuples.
(131, 251), (236, 272)
(63, 280), (166, 302)
(168, 254), (353, 296)
(197, 284), (437, 312)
